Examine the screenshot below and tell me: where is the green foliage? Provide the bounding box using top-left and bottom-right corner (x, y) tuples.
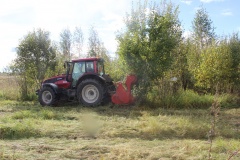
(87, 26), (109, 58)
(217, 94), (239, 108)
(192, 6), (215, 49)
(104, 57), (129, 81)
(158, 89), (213, 109)
(195, 42), (232, 91)
(171, 39), (193, 90)
(59, 27), (84, 59)
(60, 28), (72, 60)
(73, 27), (84, 58)
(187, 6), (217, 93)
(186, 32), (240, 94)
(148, 89), (239, 109)
(228, 33), (240, 89)
(117, 1), (182, 100)
(175, 90), (212, 109)
(11, 29), (58, 100)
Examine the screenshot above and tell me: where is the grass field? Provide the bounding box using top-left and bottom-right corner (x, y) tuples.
(0, 75), (19, 100)
(0, 100), (239, 160)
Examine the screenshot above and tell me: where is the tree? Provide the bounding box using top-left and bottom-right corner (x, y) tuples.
(171, 39), (192, 90)
(60, 28), (72, 60)
(117, 0), (182, 100)
(192, 6), (216, 49)
(224, 33), (240, 93)
(87, 26), (101, 57)
(87, 26), (110, 60)
(11, 29), (57, 100)
(194, 42), (232, 93)
(73, 27), (84, 58)
(188, 6), (216, 92)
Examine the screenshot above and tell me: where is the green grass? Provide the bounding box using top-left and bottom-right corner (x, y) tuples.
(156, 89), (240, 109)
(0, 101), (239, 159)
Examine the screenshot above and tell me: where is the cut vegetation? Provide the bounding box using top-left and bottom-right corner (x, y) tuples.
(0, 101), (239, 159)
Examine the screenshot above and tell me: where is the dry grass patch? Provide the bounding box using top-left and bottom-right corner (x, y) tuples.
(0, 75), (20, 100)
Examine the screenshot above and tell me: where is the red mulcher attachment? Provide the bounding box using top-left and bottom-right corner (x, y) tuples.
(111, 75), (137, 105)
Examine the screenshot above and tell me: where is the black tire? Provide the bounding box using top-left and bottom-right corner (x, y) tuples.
(101, 82), (115, 105)
(77, 79), (104, 106)
(38, 87), (57, 106)
(102, 93), (111, 105)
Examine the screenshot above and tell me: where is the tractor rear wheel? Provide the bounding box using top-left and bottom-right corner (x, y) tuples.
(77, 79), (104, 106)
(38, 87), (57, 106)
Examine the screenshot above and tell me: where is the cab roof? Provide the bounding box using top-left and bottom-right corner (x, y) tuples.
(72, 57), (103, 62)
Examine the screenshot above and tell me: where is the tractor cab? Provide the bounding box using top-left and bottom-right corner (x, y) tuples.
(65, 58), (105, 88)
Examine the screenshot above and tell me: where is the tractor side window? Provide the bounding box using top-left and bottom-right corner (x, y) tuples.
(86, 61), (94, 72)
(72, 62), (85, 87)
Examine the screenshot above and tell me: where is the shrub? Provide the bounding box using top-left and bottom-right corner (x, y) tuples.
(153, 89), (239, 109)
(157, 89), (213, 109)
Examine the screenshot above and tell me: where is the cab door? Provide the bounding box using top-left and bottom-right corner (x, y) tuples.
(72, 62), (86, 87)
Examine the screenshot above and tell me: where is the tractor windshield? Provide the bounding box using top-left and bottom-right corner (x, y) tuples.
(97, 59), (105, 76)
(72, 62), (85, 87)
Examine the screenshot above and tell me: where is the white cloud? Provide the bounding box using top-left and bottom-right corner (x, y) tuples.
(221, 10), (233, 16)
(194, 7), (201, 12)
(0, 0), (132, 71)
(180, 0), (192, 5)
(0, 0), (33, 17)
(183, 30), (192, 39)
(200, 0), (224, 3)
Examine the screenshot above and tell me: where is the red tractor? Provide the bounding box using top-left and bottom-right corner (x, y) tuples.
(36, 57), (137, 106)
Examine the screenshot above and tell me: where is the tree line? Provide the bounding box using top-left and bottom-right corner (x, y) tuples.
(10, 0), (240, 104)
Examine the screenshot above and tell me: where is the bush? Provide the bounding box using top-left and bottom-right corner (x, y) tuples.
(218, 94), (239, 108)
(157, 89), (212, 109)
(154, 89), (239, 109)
(175, 90), (213, 109)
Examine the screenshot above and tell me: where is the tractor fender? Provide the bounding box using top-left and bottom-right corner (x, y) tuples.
(76, 74), (106, 86)
(42, 83), (60, 94)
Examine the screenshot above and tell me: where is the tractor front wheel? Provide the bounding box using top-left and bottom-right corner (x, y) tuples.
(38, 87), (57, 106)
(77, 79), (104, 106)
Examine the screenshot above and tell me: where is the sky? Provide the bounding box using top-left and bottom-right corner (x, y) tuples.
(0, 0), (240, 72)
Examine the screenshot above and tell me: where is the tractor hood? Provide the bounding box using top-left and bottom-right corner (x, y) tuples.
(43, 74), (67, 84)
(42, 74), (71, 89)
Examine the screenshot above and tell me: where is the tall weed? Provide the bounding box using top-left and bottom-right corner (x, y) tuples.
(153, 89), (239, 109)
